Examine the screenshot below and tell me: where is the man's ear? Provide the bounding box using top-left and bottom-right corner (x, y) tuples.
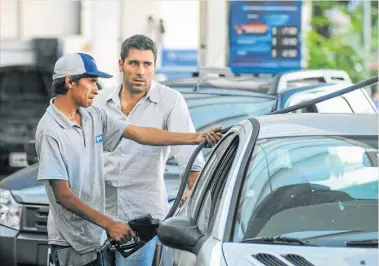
(118, 59), (124, 72)
(65, 76), (73, 89)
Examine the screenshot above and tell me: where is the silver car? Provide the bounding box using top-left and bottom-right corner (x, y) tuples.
(158, 113), (378, 266)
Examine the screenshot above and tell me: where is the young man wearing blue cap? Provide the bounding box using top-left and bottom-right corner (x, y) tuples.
(35, 53), (221, 266)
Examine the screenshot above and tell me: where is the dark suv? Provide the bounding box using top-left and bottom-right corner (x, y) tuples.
(0, 65), (52, 178)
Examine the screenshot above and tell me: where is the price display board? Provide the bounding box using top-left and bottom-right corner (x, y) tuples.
(229, 1), (302, 74)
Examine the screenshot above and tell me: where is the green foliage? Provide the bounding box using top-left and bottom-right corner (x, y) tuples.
(306, 1), (378, 82)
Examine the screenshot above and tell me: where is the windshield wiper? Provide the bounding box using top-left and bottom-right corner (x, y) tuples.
(302, 229), (370, 241)
(346, 239), (378, 247)
(242, 236), (313, 246)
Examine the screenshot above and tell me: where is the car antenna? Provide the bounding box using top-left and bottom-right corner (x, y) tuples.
(193, 68), (234, 92)
(193, 71), (209, 92)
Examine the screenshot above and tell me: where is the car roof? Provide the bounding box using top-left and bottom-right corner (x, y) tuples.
(267, 69), (352, 95)
(163, 76), (272, 94)
(179, 88), (276, 98)
(254, 113), (378, 139)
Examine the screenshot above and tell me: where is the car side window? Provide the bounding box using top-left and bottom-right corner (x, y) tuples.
(196, 137), (239, 235)
(188, 134), (235, 215)
(233, 144), (270, 241)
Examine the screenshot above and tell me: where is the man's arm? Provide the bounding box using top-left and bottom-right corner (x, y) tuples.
(50, 180), (113, 229)
(120, 93), (222, 146)
(180, 171), (200, 204)
(49, 180), (134, 241)
(188, 171), (200, 190)
(97, 106), (221, 152)
(36, 133), (134, 241)
(123, 125), (221, 146)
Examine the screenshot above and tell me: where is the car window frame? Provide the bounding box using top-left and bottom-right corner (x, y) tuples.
(195, 137), (240, 234)
(224, 118), (261, 241)
(188, 133), (237, 216)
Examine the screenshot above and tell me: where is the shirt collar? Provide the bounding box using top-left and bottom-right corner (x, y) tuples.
(146, 81), (160, 104)
(107, 81), (160, 105)
(47, 98), (89, 129)
(106, 84), (122, 106)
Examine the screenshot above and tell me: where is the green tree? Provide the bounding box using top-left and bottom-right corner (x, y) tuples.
(306, 1), (378, 82)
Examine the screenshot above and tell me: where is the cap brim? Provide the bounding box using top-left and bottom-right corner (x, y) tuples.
(85, 71), (113, 79)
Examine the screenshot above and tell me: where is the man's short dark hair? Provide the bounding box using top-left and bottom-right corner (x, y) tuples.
(52, 74), (96, 95)
(120, 35), (157, 63)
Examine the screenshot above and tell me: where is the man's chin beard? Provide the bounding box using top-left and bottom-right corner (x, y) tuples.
(130, 86), (146, 94)
(125, 81), (149, 94)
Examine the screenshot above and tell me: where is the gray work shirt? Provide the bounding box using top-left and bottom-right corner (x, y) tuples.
(94, 81), (205, 221)
(35, 98), (128, 254)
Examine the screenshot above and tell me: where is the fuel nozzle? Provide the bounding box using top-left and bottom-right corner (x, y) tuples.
(97, 214), (160, 258)
(128, 214), (160, 242)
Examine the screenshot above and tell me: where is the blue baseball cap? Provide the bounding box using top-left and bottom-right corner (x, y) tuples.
(53, 53), (113, 80)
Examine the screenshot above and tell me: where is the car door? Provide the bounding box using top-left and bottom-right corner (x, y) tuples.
(160, 120), (257, 266)
(160, 133), (238, 266)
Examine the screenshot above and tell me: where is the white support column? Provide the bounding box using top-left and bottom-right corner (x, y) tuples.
(83, 0), (122, 88)
(1, 0), (80, 40)
(120, 0), (161, 64)
(120, 0), (161, 42)
(301, 0), (312, 69)
(0, 0), (18, 39)
(198, 0), (228, 67)
(76, 0), (161, 87)
(80, 0), (93, 41)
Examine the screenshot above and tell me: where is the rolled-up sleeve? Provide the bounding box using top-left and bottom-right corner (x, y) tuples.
(36, 134), (68, 181)
(97, 107), (129, 152)
(167, 94), (205, 175)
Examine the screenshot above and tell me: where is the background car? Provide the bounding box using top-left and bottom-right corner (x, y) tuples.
(0, 66), (105, 180)
(0, 65), (52, 178)
(158, 113), (378, 266)
(277, 83), (377, 114)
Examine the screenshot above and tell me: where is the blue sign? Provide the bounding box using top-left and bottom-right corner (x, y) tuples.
(161, 49), (197, 67)
(229, 1), (302, 74)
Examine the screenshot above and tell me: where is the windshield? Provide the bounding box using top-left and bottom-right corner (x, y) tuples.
(234, 135), (378, 246)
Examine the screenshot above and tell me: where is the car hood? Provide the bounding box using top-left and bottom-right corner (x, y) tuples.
(0, 163), (182, 205)
(222, 243), (378, 266)
(11, 184), (48, 205)
(0, 164), (48, 204)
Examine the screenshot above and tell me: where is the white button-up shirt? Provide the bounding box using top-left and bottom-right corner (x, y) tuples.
(94, 81), (205, 221)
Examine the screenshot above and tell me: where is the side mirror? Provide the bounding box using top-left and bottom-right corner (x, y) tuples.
(25, 140), (38, 166)
(157, 216), (205, 255)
